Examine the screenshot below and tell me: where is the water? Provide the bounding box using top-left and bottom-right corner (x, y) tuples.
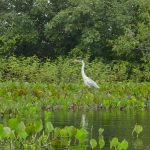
(51, 110), (150, 150)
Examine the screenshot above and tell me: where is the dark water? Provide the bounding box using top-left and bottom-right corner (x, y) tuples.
(51, 110), (150, 150)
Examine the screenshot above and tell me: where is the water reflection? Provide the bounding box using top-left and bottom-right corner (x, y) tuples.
(51, 110), (150, 150)
(81, 114), (88, 129)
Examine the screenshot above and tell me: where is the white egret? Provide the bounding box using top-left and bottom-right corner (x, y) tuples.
(76, 60), (99, 88)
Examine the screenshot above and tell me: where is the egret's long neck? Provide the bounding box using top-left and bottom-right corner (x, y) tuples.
(81, 61), (86, 78)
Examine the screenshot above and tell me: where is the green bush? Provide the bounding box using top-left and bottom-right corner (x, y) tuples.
(0, 56), (149, 82)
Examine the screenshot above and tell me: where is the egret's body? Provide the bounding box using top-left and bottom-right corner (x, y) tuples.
(80, 60), (99, 88)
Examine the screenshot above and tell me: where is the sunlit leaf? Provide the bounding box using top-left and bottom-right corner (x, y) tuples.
(75, 128), (88, 143)
(66, 126), (77, 138)
(90, 138), (97, 149)
(99, 138), (105, 149)
(45, 121), (54, 133)
(132, 124), (143, 138)
(110, 137), (119, 149)
(121, 139), (128, 150)
(8, 118), (18, 130)
(34, 120), (43, 133)
(98, 128), (104, 135)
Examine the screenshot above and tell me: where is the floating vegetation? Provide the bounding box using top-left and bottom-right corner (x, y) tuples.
(1, 118), (143, 149)
(0, 81), (150, 117)
(110, 138), (128, 150)
(0, 81), (148, 149)
(132, 124), (143, 138)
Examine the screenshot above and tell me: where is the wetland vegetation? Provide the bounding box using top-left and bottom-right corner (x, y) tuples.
(0, 0), (150, 149)
(0, 81), (149, 149)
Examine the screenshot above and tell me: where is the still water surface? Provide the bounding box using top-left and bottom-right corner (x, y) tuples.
(51, 110), (150, 150)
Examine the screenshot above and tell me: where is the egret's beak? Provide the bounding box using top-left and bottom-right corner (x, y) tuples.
(74, 59), (82, 63)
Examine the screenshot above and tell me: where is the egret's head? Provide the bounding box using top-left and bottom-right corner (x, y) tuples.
(75, 57), (84, 63)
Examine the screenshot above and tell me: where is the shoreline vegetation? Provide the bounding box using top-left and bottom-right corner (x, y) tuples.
(0, 56), (149, 113)
(0, 56), (149, 83)
(0, 81), (149, 113)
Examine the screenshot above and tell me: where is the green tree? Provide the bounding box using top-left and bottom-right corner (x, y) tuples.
(0, 0), (149, 66)
(112, 0), (150, 63)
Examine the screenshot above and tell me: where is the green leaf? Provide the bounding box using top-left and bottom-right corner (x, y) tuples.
(121, 139), (128, 150)
(16, 122), (28, 139)
(60, 128), (68, 136)
(99, 138), (105, 149)
(0, 124), (15, 139)
(8, 118), (18, 130)
(17, 121), (26, 132)
(75, 128), (88, 143)
(60, 138), (70, 148)
(66, 126), (77, 138)
(18, 130), (28, 139)
(51, 138), (61, 148)
(3, 127), (12, 138)
(98, 128), (104, 135)
(0, 124), (5, 139)
(45, 121), (54, 133)
(45, 111), (52, 121)
(54, 127), (61, 138)
(34, 120), (43, 133)
(110, 137), (119, 149)
(90, 139), (97, 149)
(25, 124), (35, 135)
(132, 124), (143, 138)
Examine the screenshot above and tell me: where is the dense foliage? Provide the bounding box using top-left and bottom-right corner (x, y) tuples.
(0, 0), (150, 81)
(0, 56), (149, 82)
(0, 0), (150, 61)
(0, 81), (149, 114)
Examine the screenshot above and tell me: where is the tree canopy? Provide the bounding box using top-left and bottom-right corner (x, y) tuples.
(0, 0), (150, 64)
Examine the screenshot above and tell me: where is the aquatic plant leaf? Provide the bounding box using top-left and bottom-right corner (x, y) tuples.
(8, 118), (27, 139)
(23, 144), (28, 149)
(25, 124), (36, 135)
(60, 138), (70, 148)
(29, 144), (35, 150)
(99, 138), (105, 149)
(45, 121), (54, 133)
(75, 128), (88, 143)
(17, 122), (28, 139)
(8, 118), (19, 130)
(110, 137), (119, 149)
(3, 127), (12, 138)
(45, 111), (52, 121)
(18, 130), (28, 139)
(60, 128), (68, 136)
(34, 120), (43, 133)
(51, 138), (61, 148)
(0, 124), (5, 139)
(54, 127), (61, 138)
(17, 121), (26, 131)
(67, 126), (77, 138)
(98, 128), (104, 135)
(132, 124), (143, 138)
(121, 139), (128, 150)
(90, 138), (97, 149)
